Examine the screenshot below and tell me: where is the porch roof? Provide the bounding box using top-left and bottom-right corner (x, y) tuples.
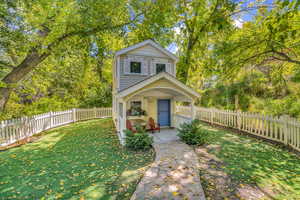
(116, 72), (200, 101)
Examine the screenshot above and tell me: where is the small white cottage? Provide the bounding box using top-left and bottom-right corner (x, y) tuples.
(112, 39), (199, 144)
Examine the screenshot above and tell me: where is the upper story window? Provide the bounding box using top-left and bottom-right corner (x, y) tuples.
(156, 63), (166, 74)
(124, 56), (147, 75)
(130, 62), (141, 73)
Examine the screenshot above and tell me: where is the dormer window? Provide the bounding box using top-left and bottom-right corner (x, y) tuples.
(156, 63), (166, 74)
(130, 62), (141, 73)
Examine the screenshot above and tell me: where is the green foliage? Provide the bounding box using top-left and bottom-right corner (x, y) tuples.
(0, 119), (154, 199)
(181, 0), (300, 119)
(125, 129), (153, 151)
(177, 119), (209, 145)
(1, 0), (299, 121)
(0, 0), (177, 119)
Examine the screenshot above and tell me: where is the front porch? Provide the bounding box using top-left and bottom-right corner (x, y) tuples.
(114, 72), (200, 144)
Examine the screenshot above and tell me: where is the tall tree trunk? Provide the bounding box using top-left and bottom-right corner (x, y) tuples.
(0, 87), (12, 112)
(0, 49), (49, 111)
(178, 38), (194, 83)
(96, 58), (105, 82)
(235, 94), (239, 110)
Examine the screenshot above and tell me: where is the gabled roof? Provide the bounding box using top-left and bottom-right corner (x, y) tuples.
(115, 39), (178, 61)
(116, 72), (200, 99)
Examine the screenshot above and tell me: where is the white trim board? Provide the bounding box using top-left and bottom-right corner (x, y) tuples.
(115, 39), (178, 62)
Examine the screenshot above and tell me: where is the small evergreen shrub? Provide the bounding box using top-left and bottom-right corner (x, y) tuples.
(125, 129), (153, 150)
(177, 119), (209, 145)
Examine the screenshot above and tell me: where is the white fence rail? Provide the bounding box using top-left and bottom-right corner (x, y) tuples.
(194, 107), (300, 152)
(0, 108), (112, 146)
(175, 105), (192, 118)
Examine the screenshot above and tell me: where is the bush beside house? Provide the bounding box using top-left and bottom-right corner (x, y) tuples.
(177, 119), (209, 145)
(125, 128), (153, 150)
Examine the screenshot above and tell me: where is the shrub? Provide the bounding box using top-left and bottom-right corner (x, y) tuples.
(125, 129), (153, 150)
(177, 119), (209, 145)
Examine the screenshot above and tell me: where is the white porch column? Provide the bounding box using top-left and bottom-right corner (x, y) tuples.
(120, 99), (127, 145)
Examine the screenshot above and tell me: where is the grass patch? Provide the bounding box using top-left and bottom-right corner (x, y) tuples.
(0, 119), (154, 200)
(196, 123), (300, 199)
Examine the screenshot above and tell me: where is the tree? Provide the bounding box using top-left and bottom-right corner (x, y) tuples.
(209, 0), (300, 77)
(175, 0), (236, 83)
(0, 0), (138, 111)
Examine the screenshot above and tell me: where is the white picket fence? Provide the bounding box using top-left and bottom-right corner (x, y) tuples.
(2, 105), (300, 152)
(193, 107), (300, 152)
(0, 108), (112, 146)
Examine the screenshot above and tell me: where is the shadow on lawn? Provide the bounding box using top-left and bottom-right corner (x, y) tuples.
(0, 119), (154, 200)
(196, 124), (300, 200)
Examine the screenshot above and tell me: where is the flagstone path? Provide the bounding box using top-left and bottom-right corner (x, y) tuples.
(131, 129), (206, 200)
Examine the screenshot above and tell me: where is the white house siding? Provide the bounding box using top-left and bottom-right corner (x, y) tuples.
(119, 55), (175, 91)
(127, 44), (169, 58)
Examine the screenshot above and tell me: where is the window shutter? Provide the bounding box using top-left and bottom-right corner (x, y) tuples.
(142, 59), (148, 75)
(150, 60), (155, 75)
(124, 57), (130, 74)
(166, 63), (172, 74)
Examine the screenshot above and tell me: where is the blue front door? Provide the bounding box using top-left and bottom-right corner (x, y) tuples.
(158, 99), (170, 126)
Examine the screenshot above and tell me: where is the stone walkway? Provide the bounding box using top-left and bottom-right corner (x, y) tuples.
(131, 129), (206, 200)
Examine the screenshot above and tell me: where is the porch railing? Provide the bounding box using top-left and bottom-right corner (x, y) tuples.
(173, 114), (192, 129)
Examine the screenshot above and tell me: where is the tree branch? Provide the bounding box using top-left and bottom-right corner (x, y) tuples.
(272, 50), (300, 65)
(46, 13), (142, 52)
(0, 61), (15, 69)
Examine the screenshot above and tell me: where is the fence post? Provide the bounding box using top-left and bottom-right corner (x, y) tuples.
(50, 111), (53, 128)
(281, 115), (289, 145)
(210, 109), (214, 124)
(237, 111), (242, 130)
(0, 121), (4, 145)
(94, 107), (97, 118)
(72, 108), (76, 122)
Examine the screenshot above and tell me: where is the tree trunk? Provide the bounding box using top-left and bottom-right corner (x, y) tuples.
(0, 87), (12, 112)
(0, 48), (49, 111)
(178, 38), (194, 83)
(96, 58), (105, 82)
(235, 94), (239, 110)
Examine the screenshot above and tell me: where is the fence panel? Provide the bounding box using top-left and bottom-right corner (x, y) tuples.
(0, 107), (112, 147)
(191, 107), (300, 152)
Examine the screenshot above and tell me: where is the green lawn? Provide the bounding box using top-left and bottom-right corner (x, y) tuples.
(197, 123), (300, 199)
(0, 119), (154, 200)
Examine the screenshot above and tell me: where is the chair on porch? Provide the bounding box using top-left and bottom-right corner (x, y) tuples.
(126, 120), (137, 133)
(147, 117), (160, 133)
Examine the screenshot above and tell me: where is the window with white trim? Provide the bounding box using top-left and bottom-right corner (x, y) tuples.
(156, 63), (166, 74)
(124, 56), (147, 75)
(151, 58), (172, 75)
(130, 62), (141, 73)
